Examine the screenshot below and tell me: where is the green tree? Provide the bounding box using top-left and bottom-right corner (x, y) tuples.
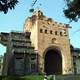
(0, 0), (80, 22)
(64, 0), (80, 22)
(0, 0), (18, 14)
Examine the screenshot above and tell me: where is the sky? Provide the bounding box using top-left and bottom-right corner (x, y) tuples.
(0, 0), (80, 55)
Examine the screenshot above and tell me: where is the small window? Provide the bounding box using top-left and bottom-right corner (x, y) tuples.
(64, 30), (67, 36)
(55, 31), (57, 35)
(40, 29), (43, 33)
(45, 30), (47, 33)
(60, 32), (63, 36)
(52, 38), (56, 43)
(50, 30), (52, 34)
(61, 29), (67, 36)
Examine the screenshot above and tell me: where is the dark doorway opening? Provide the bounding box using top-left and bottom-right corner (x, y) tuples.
(44, 49), (62, 75)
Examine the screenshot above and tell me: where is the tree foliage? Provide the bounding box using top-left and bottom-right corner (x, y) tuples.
(0, 0), (80, 22)
(64, 0), (80, 22)
(0, 0), (18, 14)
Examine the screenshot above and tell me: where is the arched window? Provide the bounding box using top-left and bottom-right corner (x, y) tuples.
(52, 38), (56, 43)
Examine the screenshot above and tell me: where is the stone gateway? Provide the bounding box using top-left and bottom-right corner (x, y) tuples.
(23, 10), (73, 74)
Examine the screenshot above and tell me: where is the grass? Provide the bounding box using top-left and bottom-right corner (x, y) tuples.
(1, 75), (44, 80)
(1, 74), (80, 80)
(23, 75), (43, 80)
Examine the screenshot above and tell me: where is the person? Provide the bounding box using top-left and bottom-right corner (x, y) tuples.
(44, 74), (48, 80)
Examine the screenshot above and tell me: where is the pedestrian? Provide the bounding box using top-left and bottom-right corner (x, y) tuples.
(44, 74), (48, 80)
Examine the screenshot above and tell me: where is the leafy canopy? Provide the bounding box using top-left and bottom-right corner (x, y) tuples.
(64, 0), (80, 22)
(0, 0), (18, 14)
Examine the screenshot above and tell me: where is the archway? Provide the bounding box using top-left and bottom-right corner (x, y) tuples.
(44, 48), (62, 75)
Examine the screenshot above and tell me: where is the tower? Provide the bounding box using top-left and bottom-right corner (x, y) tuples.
(23, 10), (73, 74)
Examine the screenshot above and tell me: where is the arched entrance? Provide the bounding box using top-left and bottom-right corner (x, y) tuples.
(44, 48), (62, 75)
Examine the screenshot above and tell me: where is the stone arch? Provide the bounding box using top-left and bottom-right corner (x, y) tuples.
(43, 46), (62, 75)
